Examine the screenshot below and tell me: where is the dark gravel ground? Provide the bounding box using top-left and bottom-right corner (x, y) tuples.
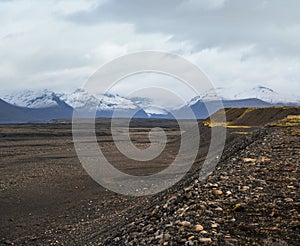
(102, 125), (299, 245)
(0, 113), (299, 245)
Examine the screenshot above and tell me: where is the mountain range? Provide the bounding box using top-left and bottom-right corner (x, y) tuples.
(0, 86), (299, 123)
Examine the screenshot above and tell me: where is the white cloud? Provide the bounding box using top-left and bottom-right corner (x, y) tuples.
(186, 46), (300, 95)
(178, 0), (226, 11)
(0, 0), (299, 100)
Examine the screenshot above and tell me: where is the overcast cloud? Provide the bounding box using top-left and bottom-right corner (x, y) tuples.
(0, 0), (299, 98)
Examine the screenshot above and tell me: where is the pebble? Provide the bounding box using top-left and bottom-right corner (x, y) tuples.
(199, 238), (212, 243)
(164, 233), (171, 241)
(179, 221), (191, 227)
(195, 224), (204, 231)
(241, 186), (250, 191)
(284, 198), (294, 203)
(188, 235), (195, 240)
(259, 157), (271, 162)
(213, 189), (223, 195)
(211, 223), (218, 228)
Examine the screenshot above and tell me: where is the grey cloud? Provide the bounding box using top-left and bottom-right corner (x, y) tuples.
(1, 0), (299, 96)
(67, 0), (300, 57)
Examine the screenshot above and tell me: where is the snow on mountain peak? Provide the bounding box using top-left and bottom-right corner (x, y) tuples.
(2, 85), (299, 112)
(144, 106), (169, 117)
(256, 85), (275, 93)
(60, 89), (138, 111)
(234, 85), (299, 104)
(188, 87), (232, 106)
(3, 89), (59, 108)
(186, 85), (299, 105)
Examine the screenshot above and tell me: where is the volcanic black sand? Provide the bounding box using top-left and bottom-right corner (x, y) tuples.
(0, 107), (299, 245)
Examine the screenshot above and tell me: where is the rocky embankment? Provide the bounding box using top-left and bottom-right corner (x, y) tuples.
(103, 117), (300, 245)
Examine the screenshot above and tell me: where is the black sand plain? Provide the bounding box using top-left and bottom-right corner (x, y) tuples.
(0, 107), (299, 245)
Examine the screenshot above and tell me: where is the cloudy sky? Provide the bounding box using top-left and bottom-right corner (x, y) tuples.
(1, 0), (300, 99)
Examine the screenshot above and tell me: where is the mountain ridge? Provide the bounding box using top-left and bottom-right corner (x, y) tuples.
(1, 86), (299, 123)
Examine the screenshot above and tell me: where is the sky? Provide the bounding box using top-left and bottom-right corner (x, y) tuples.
(0, 0), (300, 100)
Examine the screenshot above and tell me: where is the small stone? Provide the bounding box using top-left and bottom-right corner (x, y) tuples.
(195, 224), (204, 231)
(215, 207), (223, 211)
(231, 203), (245, 212)
(205, 210), (214, 215)
(184, 186), (193, 192)
(165, 223), (173, 227)
(155, 233), (163, 240)
(199, 238), (212, 243)
(284, 198), (294, 203)
(129, 221), (135, 227)
(200, 230), (208, 234)
(240, 186), (249, 191)
(188, 235), (195, 240)
(164, 233), (171, 241)
(213, 190), (223, 195)
(186, 191), (193, 199)
(167, 195), (177, 202)
(179, 227), (185, 232)
(211, 223), (218, 228)
(259, 157), (271, 162)
(180, 221), (191, 227)
(151, 206), (159, 216)
(186, 240), (194, 246)
(224, 237), (238, 245)
(243, 158), (256, 163)
(163, 242), (169, 246)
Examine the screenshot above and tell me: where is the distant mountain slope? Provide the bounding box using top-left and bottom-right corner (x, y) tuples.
(1, 85), (299, 122)
(206, 107), (300, 127)
(0, 96), (73, 123)
(22, 102), (73, 122)
(2, 89), (74, 121)
(0, 99), (39, 123)
(174, 98), (271, 119)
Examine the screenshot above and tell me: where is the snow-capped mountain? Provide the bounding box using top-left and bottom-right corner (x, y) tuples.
(234, 85), (300, 104)
(58, 89), (98, 110)
(189, 87), (243, 106)
(3, 89), (139, 112)
(142, 106), (171, 117)
(0, 90), (73, 123)
(0, 85), (298, 122)
(2, 89), (61, 108)
(130, 97), (152, 109)
(188, 85), (299, 106)
(59, 89), (137, 112)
